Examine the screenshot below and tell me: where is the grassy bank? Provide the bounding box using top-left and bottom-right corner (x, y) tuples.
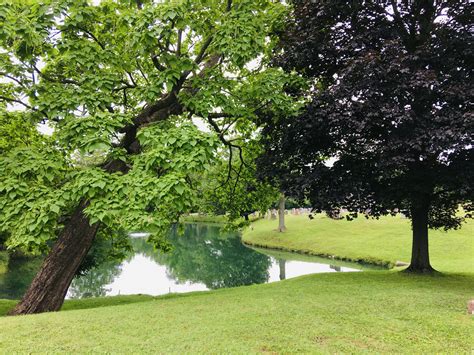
(0, 294), (155, 318)
(181, 214), (229, 224)
(242, 214), (474, 273)
(0, 272), (473, 353)
(0, 214), (472, 353)
(181, 214), (260, 224)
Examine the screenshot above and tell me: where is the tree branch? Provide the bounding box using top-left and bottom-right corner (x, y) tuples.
(177, 29), (182, 57)
(208, 112), (233, 119)
(151, 55), (166, 71)
(0, 95), (34, 110)
(194, 36), (213, 64)
(78, 27), (106, 50)
(127, 72), (138, 87)
(136, 60), (150, 84)
(32, 65), (79, 85)
(205, 114), (251, 171)
(112, 81), (136, 92)
(389, 0), (411, 49)
(0, 72), (27, 88)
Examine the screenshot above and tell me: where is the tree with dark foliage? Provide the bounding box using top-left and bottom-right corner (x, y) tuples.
(259, 0), (473, 273)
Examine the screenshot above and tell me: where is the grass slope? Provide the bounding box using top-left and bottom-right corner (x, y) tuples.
(0, 272), (473, 353)
(0, 215), (472, 353)
(243, 214), (474, 273)
(181, 214), (229, 224)
(0, 295), (155, 317)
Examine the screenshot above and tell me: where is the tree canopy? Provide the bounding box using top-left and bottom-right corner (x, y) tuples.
(0, 0), (301, 314)
(197, 145), (278, 224)
(258, 0), (473, 272)
(0, 0), (300, 251)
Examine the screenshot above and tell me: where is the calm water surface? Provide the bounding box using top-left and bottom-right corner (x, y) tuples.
(0, 224), (366, 300)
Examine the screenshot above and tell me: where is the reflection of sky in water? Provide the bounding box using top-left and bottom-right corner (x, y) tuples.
(104, 254), (208, 297)
(267, 259), (359, 283)
(1, 224), (373, 301)
(72, 253), (360, 298)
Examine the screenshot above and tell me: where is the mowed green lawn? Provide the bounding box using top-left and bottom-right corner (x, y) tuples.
(0, 272), (472, 353)
(243, 214), (474, 273)
(0, 214), (472, 353)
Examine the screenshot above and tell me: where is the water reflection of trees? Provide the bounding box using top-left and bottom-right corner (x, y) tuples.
(68, 261), (123, 299)
(278, 259), (286, 280)
(128, 224), (271, 289)
(0, 255), (42, 299)
(1, 224), (271, 299)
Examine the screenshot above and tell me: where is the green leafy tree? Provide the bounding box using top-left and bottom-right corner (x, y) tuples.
(0, 105), (45, 249)
(0, 109), (43, 155)
(0, 0), (298, 314)
(198, 145), (279, 225)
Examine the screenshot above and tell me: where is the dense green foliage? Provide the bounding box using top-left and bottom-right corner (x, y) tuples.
(0, 109), (43, 154)
(197, 148), (278, 223)
(0, 254), (43, 299)
(0, 121), (218, 253)
(0, 0), (300, 256)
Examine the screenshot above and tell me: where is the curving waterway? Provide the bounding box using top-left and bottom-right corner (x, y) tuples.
(0, 224), (373, 300)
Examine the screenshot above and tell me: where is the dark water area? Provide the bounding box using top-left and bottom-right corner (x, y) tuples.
(0, 224), (366, 300)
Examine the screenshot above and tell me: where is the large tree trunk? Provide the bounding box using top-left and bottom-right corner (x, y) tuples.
(405, 200), (436, 273)
(8, 201), (99, 315)
(278, 193), (286, 232)
(8, 98), (183, 315)
(7, 51), (222, 315)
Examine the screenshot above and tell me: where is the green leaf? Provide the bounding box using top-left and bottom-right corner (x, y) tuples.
(175, 184), (185, 195)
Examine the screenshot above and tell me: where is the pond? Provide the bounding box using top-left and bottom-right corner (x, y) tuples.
(0, 224), (372, 300)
